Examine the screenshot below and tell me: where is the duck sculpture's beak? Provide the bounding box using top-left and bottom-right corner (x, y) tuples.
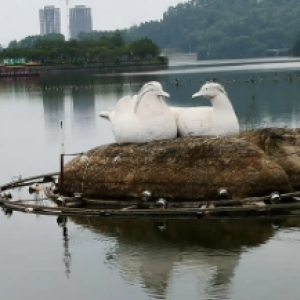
(99, 111), (110, 120)
(158, 91), (170, 98)
(192, 91), (203, 98)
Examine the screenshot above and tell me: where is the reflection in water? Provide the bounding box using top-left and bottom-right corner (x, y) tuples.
(112, 69), (300, 132)
(42, 90), (65, 141)
(57, 216), (72, 278)
(71, 87), (96, 140)
(15, 67), (300, 146)
(71, 218), (275, 299)
(2, 65), (300, 300)
(163, 72), (300, 131)
(0, 77), (40, 94)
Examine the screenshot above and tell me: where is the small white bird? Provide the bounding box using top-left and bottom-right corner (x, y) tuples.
(156, 198), (167, 209)
(171, 82), (239, 137)
(99, 82), (177, 144)
(141, 190), (152, 202)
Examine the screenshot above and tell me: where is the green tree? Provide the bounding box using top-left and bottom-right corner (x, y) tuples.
(8, 40), (18, 48)
(0, 32), (163, 65)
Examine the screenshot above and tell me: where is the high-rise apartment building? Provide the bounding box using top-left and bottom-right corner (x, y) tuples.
(39, 6), (61, 35)
(69, 6), (92, 39)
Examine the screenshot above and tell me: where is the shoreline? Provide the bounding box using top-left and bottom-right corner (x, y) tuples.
(2, 56), (300, 78)
(169, 56), (300, 68)
(0, 61), (168, 78)
(39, 64), (169, 76)
(38, 62), (168, 74)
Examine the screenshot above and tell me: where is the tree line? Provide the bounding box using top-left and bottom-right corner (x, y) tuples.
(77, 0), (300, 59)
(0, 32), (164, 65)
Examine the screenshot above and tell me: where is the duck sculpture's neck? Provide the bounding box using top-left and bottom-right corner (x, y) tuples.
(135, 93), (166, 118)
(211, 92), (234, 110)
(210, 92), (239, 136)
(135, 90), (176, 140)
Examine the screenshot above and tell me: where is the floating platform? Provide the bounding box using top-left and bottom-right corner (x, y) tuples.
(1, 172), (300, 220)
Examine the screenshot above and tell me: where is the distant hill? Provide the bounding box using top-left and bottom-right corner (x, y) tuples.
(80, 0), (300, 59)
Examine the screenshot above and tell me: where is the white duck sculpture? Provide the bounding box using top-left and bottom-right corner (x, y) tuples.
(170, 82), (239, 137)
(99, 82), (177, 144)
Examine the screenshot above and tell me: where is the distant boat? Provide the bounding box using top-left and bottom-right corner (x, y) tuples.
(0, 62), (41, 78)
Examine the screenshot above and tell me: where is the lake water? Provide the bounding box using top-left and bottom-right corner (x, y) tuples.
(1, 60), (300, 299)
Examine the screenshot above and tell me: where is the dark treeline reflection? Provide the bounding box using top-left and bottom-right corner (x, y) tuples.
(42, 90), (65, 140)
(39, 72), (95, 87)
(71, 87), (95, 140)
(142, 69), (300, 130)
(93, 68), (300, 131)
(71, 218), (276, 299)
(3, 66), (300, 134)
(1, 66), (300, 142)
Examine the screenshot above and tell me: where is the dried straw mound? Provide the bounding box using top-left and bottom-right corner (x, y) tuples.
(240, 128), (300, 190)
(63, 136), (291, 200)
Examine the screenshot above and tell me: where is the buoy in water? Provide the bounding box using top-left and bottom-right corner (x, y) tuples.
(156, 198), (167, 209)
(270, 192), (281, 203)
(141, 190), (152, 202)
(217, 188), (230, 200)
(271, 219), (282, 229)
(155, 221), (167, 231)
(137, 191), (152, 209)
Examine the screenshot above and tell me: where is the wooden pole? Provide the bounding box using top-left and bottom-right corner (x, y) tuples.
(60, 120), (65, 196)
(60, 154), (64, 195)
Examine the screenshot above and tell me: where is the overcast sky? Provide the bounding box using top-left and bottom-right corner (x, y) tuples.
(0, 0), (183, 46)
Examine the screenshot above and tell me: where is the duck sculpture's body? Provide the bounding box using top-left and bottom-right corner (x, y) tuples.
(99, 82), (177, 144)
(171, 82), (239, 137)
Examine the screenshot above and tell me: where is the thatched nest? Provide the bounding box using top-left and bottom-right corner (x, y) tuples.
(240, 128), (300, 190)
(63, 135), (291, 200)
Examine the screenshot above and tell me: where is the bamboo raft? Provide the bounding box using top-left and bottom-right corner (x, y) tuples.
(2, 172), (300, 220)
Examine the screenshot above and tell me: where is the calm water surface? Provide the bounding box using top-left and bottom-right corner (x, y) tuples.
(1, 61), (300, 299)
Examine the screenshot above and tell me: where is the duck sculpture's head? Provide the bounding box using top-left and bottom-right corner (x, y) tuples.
(134, 81), (170, 114)
(192, 82), (228, 100)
